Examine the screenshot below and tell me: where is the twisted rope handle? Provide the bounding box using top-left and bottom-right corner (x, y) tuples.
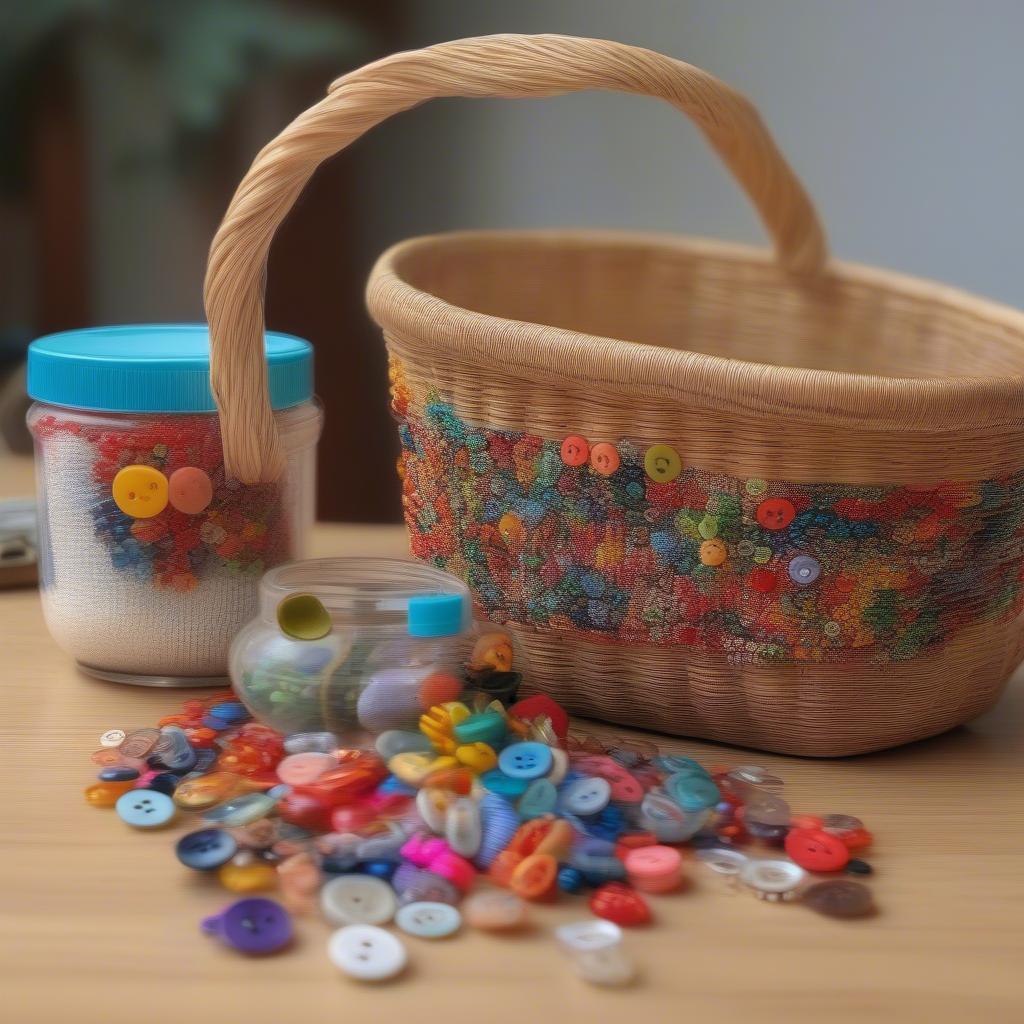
(205, 33), (828, 483)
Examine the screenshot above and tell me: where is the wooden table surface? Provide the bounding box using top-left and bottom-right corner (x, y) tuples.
(1, 451), (1022, 1024)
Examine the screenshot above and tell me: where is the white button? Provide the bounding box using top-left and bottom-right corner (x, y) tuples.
(695, 847), (749, 875)
(555, 919), (622, 953)
(395, 901), (461, 939)
(547, 747), (569, 785)
(740, 858), (806, 895)
(100, 729), (126, 748)
(573, 947), (636, 987)
(416, 787), (450, 834)
(560, 776), (611, 815)
(320, 875), (397, 925)
(327, 925), (407, 981)
(445, 798), (481, 857)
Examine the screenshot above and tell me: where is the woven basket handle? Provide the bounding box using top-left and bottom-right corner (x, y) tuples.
(205, 33), (828, 483)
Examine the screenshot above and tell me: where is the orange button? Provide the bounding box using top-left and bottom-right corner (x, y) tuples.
(510, 852), (557, 901)
(784, 828), (850, 872)
(560, 435), (590, 467)
(589, 442), (620, 476)
(168, 466), (213, 514)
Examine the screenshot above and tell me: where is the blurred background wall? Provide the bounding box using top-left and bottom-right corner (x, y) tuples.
(3, 0), (1023, 520)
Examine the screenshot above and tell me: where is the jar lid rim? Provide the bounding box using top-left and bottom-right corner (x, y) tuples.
(27, 324), (313, 413)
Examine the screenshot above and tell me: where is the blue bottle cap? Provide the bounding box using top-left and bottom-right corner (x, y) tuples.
(407, 593), (467, 638)
(27, 324), (312, 413)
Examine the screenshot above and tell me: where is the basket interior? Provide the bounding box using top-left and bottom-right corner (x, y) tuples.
(393, 234), (1024, 381)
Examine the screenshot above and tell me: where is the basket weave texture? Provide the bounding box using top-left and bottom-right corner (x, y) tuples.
(205, 35), (1024, 754)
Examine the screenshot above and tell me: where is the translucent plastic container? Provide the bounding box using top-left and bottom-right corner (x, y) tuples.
(230, 558), (487, 741)
(26, 325), (321, 684)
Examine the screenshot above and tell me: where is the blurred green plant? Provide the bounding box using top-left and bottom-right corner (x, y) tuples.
(0, 0), (367, 191)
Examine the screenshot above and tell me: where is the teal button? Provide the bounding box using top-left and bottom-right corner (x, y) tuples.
(665, 773), (720, 811)
(480, 770), (529, 798)
(453, 711), (507, 747)
(517, 778), (557, 820)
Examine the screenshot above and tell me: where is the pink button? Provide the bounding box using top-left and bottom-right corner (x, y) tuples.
(624, 844), (684, 893)
(573, 755), (644, 803)
(400, 834), (449, 868)
(276, 752), (335, 787)
(428, 849), (476, 890)
(168, 466), (213, 515)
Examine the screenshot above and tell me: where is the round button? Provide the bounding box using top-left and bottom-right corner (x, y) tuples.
(112, 465), (168, 519)
(573, 946), (637, 987)
(517, 778), (558, 819)
(178, 828), (238, 870)
(497, 741), (553, 780)
(462, 890), (528, 932)
(555, 919), (622, 953)
(695, 847), (749, 875)
(395, 901), (461, 939)
(785, 828), (851, 872)
(788, 555), (821, 587)
(560, 776), (612, 815)
(589, 882), (651, 926)
(743, 791), (791, 827)
(755, 497), (796, 531)
(217, 858), (278, 893)
(98, 766), (139, 783)
(99, 728), (126, 748)
(510, 853), (557, 901)
(327, 924), (407, 981)
(624, 844), (683, 893)
(320, 874), (397, 926)
(666, 772), (720, 811)
(560, 435), (590, 467)
(202, 897), (292, 954)
(802, 879), (875, 918)
(167, 466), (213, 514)
(589, 442), (620, 476)
(643, 444), (682, 483)
(749, 568), (778, 593)
(276, 751), (335, 786)
(276, 593), (332, 640)
(740, 858), (806, 895)
(699, 538), (727, 567)
(115, 789), (175, 828)
(203, 792), (278, 828)
(745, 478), (768, 496)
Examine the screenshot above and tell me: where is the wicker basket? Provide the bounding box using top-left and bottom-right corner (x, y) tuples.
(205, 35), (1024, 756)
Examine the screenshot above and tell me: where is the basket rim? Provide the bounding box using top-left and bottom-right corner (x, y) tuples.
(366, 229), (1024, 433)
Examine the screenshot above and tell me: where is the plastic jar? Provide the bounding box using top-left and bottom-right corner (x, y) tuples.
(230, 558), (502, 741)
(26, 324), (321, 684)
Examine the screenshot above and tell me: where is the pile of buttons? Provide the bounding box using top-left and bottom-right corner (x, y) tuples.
(86, 691), (878, 986)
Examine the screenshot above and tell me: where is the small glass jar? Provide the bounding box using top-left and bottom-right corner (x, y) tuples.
(230, 558), (495, 742)
(27, 324), (321, 684)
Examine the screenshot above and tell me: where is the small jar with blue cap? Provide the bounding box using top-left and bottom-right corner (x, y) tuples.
(26, 324), (321, 684)
(229, 556), (478, 740)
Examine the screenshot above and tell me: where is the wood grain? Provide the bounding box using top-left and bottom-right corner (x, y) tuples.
(1, 452), (1022, 1024)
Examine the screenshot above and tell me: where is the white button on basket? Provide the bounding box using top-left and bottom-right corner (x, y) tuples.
(327, 925), (407, 981)
(320, 874), (397, 926)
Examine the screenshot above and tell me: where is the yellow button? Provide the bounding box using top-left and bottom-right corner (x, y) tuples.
(112, 464), (168, 519)
(699, 538), (728, 566)
(218, 859), (278, 893)
(644, 444), (682, 483)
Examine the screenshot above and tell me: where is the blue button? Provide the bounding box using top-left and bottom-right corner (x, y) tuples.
(116, 789), (176, 828)
(176, 828), (238, 870)
(208, 701), (248, 724)
(147, 772), (181, 796)
(497, 742), (553, 780)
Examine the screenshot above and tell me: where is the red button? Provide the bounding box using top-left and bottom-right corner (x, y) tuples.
(755, 497), (796, 531)
(784, 828), (850, 872)
(508, 694), (569, 740)
(589, 882), (651, 926)
(749, 568), (778, 593)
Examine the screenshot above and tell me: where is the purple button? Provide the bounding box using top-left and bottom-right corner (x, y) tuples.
(201, 898), (293, 954)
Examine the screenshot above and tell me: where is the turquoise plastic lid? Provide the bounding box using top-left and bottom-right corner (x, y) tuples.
(27, 324), (313, 413)
(407, 594), (468, 638)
